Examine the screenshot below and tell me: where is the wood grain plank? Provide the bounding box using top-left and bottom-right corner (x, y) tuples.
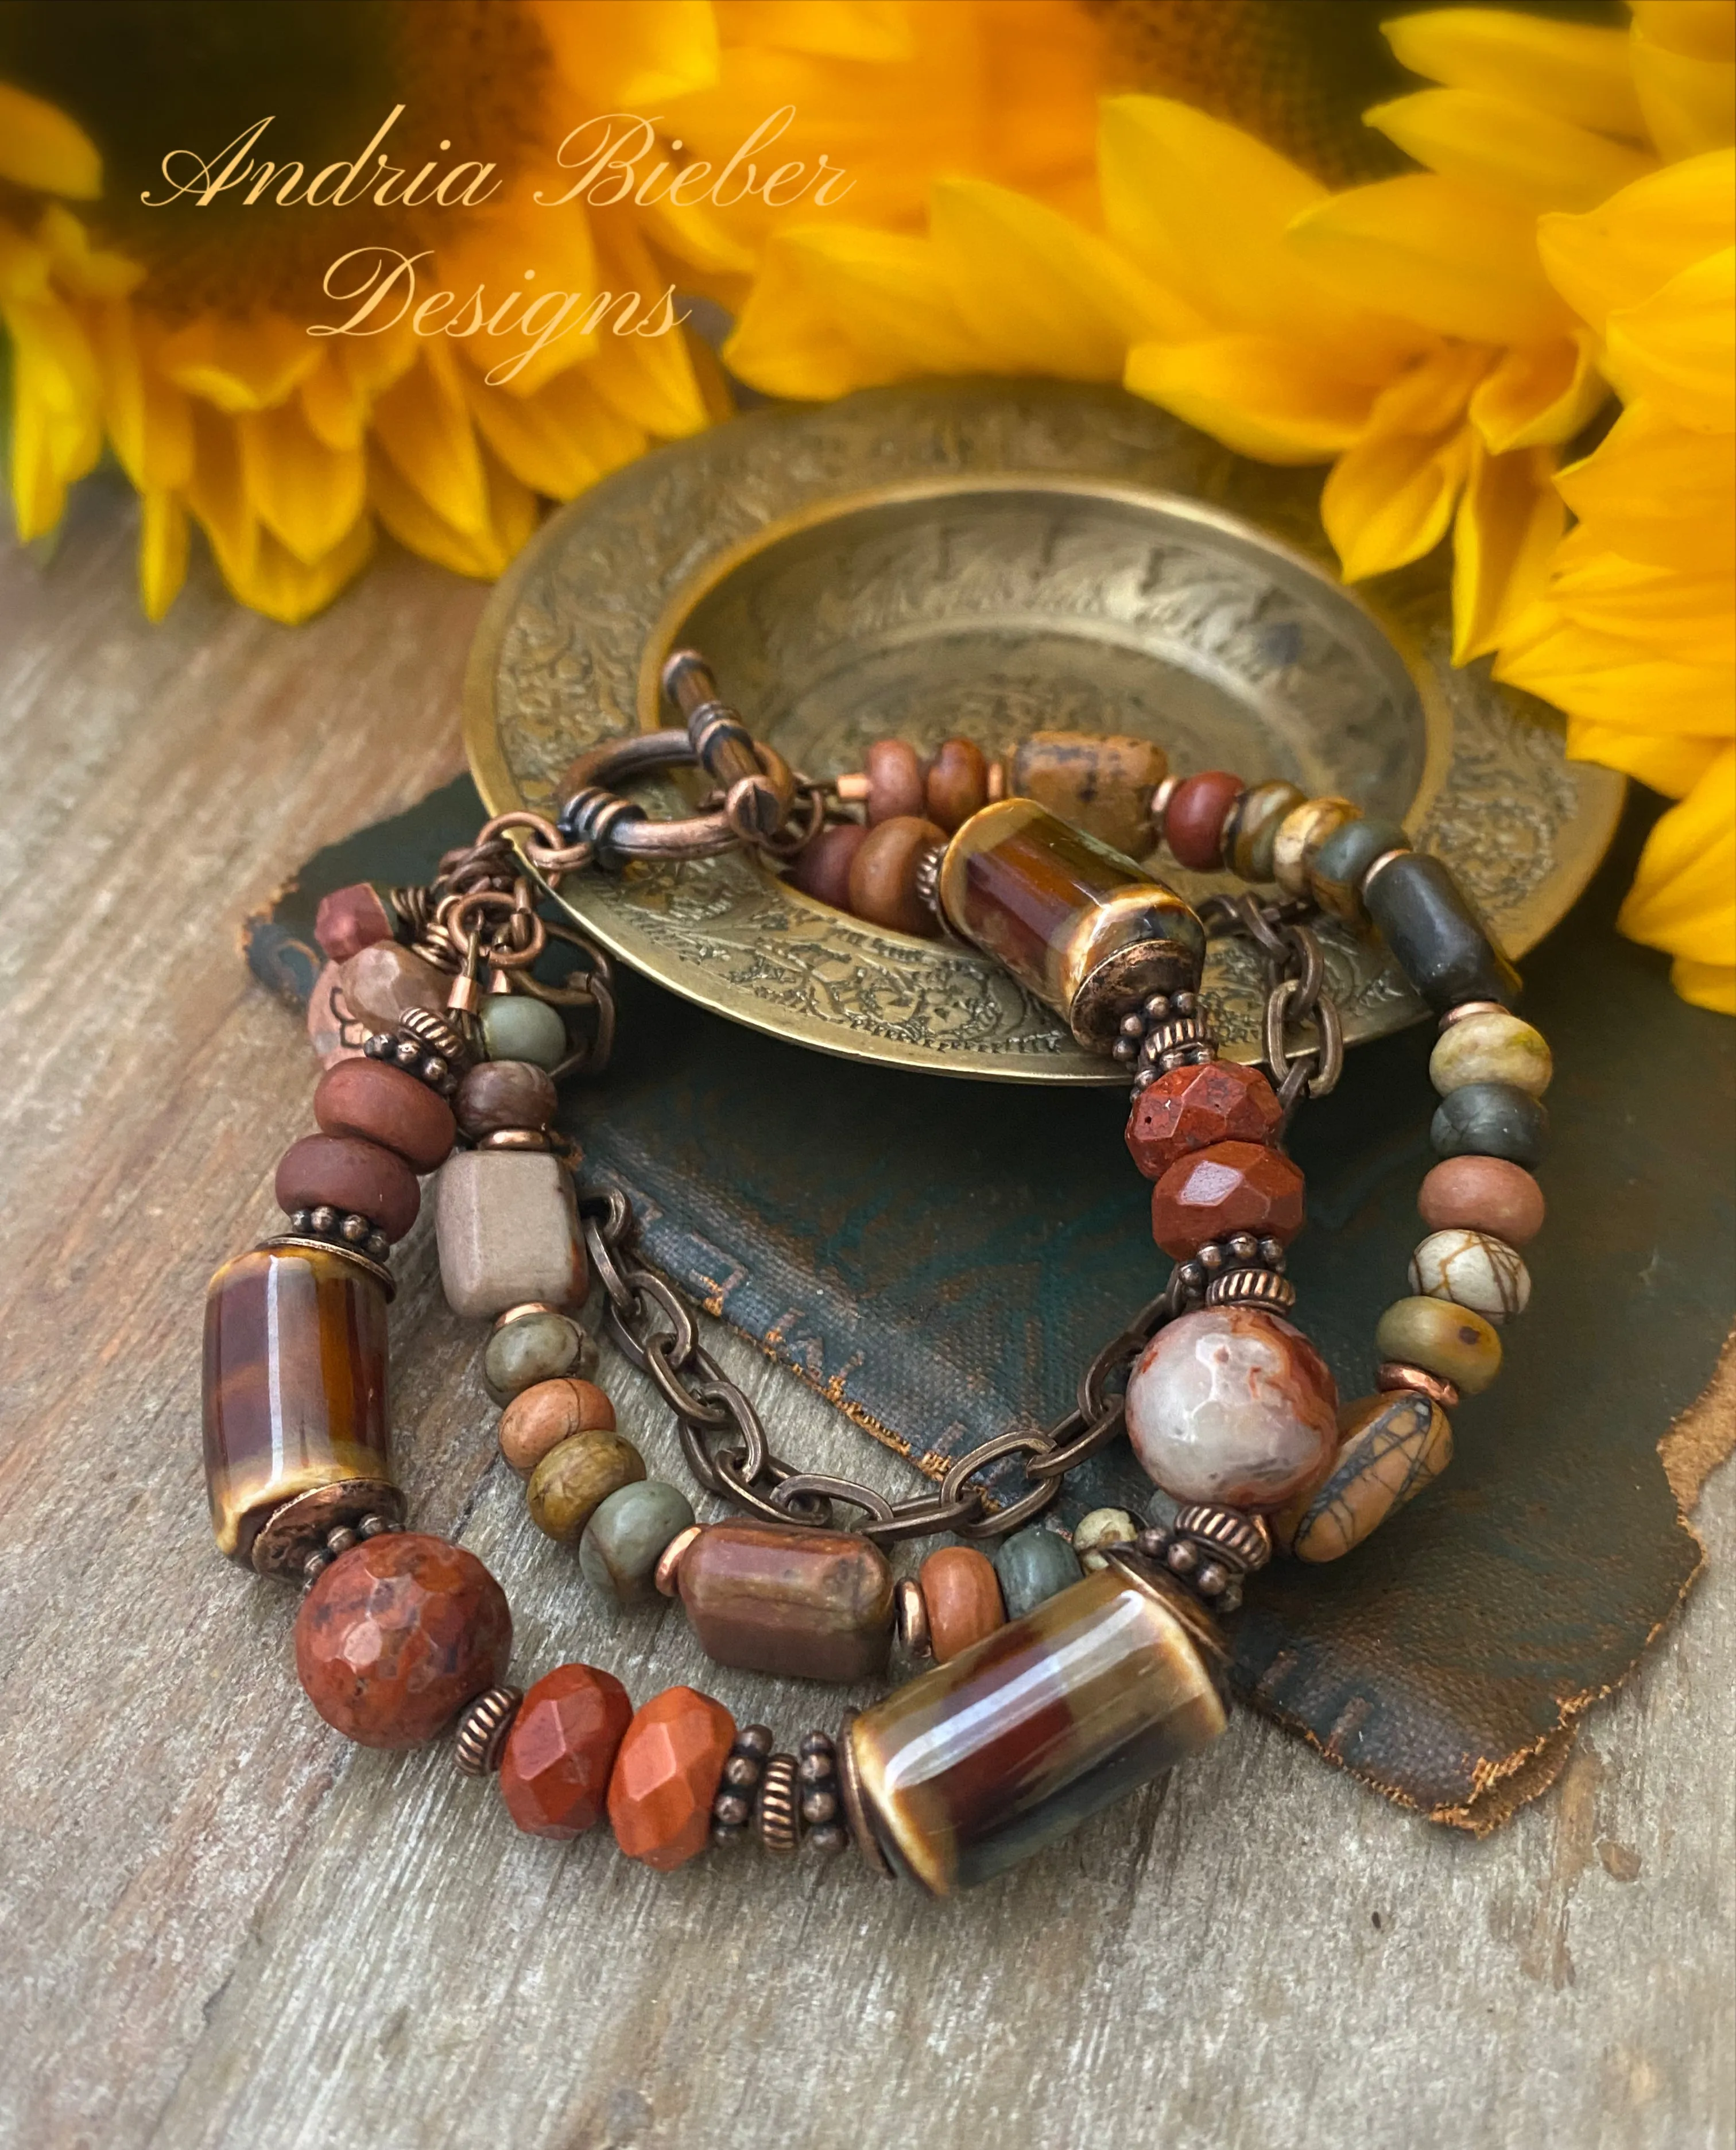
(0, 486), (1729, 2150)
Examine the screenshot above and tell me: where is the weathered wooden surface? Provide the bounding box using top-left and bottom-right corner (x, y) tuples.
(1, 482), (1730, 2150)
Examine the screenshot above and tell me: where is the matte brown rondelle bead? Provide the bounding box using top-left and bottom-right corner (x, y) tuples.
(1149, 1140), (1304, 1257)
(276, 1132), (421, 1241)
(865, 738), (927, 825)
(791, 822), (867, 908)
(314, 1059), (456, 1173)
(848, 816), (946, 936)
(1165, 770), (1245, 871)
(1417, 1155), (1545, 1246)
(455, 1059), (558, 1138)
(919, 1545), (1005, 1663)
(925, 738), (989, 832)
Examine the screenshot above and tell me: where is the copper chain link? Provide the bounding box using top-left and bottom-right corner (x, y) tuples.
(1200, 892), (1344, 1132)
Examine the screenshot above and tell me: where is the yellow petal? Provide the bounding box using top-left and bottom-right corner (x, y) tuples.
(531, 0), (720, 106)
(1495, 616), (1735, 733)
(1618, 746), (1736, 966)
(0, 218), (51, 304)
(462, 366), (617, 499)
(1539, 149), (1736, 328)
(186, 404), (257, 590)
(367, 441), (536, 579)
(34, 205), (141, 300)
(223, 520), (376, 627)
(1323, 420), (1473, 582)
(565, 211), (711, 435)
(715, 1), (914, 60)
(90, 302), (193, 491)
(159, 312), (321, 414)
(3, 292), (103, 538)
(0, 83), (100, 198)
(236, 400), (367, 565)
(1287, 176), (1575, 345)
(1564, 715), (1721, 795)
(1382, 10), (1647, 141)
(1631, 25), (1736, 160)
(370, 348), (490, 537)
(1546, 549), (1735, 665)
(1365, 89), (1656, 212)
(1604, 246), (1735, 431)
(299, 353), (366, 451)
(1630, 3), (1736, 64)
(1125, 335), (1379, 462)
(1451, 439), (1564, 660)
(1467, 331), (1607, 450)
(138, 490), (189, 622)
(1365, 340), (1493, 433)
(1556, 400), (1736, 568)
(1668, 956), (1736, 1013)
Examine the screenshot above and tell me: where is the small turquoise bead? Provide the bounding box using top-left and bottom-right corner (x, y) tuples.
(1431, 1081), (1548, 1169)
(579, 1479), (695, 1606)
(994, 1527), (1083, 1621)
(479, 994), (568, 1071)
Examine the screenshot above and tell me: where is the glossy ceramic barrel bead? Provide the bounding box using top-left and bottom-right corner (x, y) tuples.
(526, 1429), (646, 1544)
(1126, 1060), (1283, 1180)
(1163, 770), (1243, 870)
(454, 1059), (558, 1138)
(1364, 851), (1521, 1012)
(1272, 1392), (1453, 1563)
(1374, 1296), (1503, 1395)
(276, 1133), (420, 1241)
(579, 1479), (696, 1605)
(925, 737), (990, 833)
(498, 1377), (615, 1475)
(482, 1307), (594, 1405)
(1417, 1155), (1545, 1245)
(679, 1522), (895, 1681)
(294, 1534), (512, 1748)
(1429, 1009), (1551, 1098)
(202, 1243), (392, 1562)
(434, 1149), (587, 1318)
(608, 1686), (737, 1870)
(1149, 1141), (1305, 1257)
(478, 993), (568, 1070)
(846, 1564), (1229, 1893)
(313, 1058), (456, 1173)
(1431, 1081), (1549, 1168)
(1229, 780), (1306, 884)
(498, 1663), (634, 1839)
(1009, 731), (1168, 856)
(918, 1545), (1005, 1661)
(993, 1525), (1082, 1620)
(1308, 816), (1409, 925)
(1409, 1229), (1530, 1323)
(940, 799), (1204, 1049)
(1125, 1306), (1338, 1508)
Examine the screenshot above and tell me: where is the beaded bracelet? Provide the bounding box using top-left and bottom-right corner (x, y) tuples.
(202, 654), (1549, 1896)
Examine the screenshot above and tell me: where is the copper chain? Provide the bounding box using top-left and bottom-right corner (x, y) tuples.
(1200, 892), (1344, 1131)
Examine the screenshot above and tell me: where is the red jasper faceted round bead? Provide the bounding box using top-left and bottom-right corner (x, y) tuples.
(1150, 1140), (1305, 1257)
(1165, 770), (1245, 870)
(314, 1059), (456, 1173)
(1126, 1060), (1283, 1179)
(294, 1534), (512, 1748)
(498, 1663), (634, 1838)
(276, 1132), (420, 1241)
(314, 881), (396, 965)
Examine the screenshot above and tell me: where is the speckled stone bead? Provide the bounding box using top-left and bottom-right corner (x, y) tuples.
(1272, 797), (1357, 899)
(917, 1544), (1005, 1661)
(1010, 731), (1168, 856)
(579, 1479), (696, 1606)
(478, 993), (568, 1071)
(1364, 851), (1521, 1013)
(454, 1059), (558, 1138)
(1125, 1060), (1282, 1179)
(276, 1132), (420, 1241)
(1164, 770), (1243, 870)
(1308, 816), (1409, 925)
(1072, 1506), (1138, 1572)
(1418, 1155), (1545, 1245)
(1374, 1296), (1502, 1395)
(1409, 1229), (1530, 1323)
(313, 1059), (456, 1174)
(1429, 1009), (1552, 1098)
(1272, 1392), (1452, 1563)
(526, 1428), (646, 1544)
(434, 1149), (587, 1319)
(337, 942), (452, 1033)
(498, 1662), (634, 1839)
(993, 1526), (1082, 1620)
(608, 1686), (736, 1870)
(1149, 1141), (1305, 1258)
(498, 1377), (615, 1476)
(1229, 780), (1306, 884)
(1125, 1306), (1338, 1509)
(1431, 1081), (1548, 1168)
(482, 1307), (595, 1405)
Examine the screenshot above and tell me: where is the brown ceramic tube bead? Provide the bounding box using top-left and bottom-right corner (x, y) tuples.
(677, 1521), (896, 1680)
(791, 821), (868, 908)
(1164, 770), (1245, 870)
(848, 815), (945, 935)
(455, 1059), (558, 1138)
(313, 1059), (456, 1173)
(498, 1377), (617, 1476)
(314, 882), (397, 965)
(1417, 1155), (1545, 1246)
(919, 1545), (1006, 1663)
(865, 738), (927, 825)
(276, 1132), (420, 1241)
(925, 738), (990, 832)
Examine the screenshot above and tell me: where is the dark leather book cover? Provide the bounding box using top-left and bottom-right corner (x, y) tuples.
(248, 781), (1734, 1829)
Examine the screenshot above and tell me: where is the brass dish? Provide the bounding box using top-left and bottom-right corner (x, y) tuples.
(465, 382), (1622, 1084)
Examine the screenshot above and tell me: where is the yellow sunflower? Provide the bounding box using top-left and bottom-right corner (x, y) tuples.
(0, 0), (1103, 622)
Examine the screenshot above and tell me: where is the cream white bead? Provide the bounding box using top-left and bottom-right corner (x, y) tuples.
(1429, 1010), (1552, 1098)
(1408, 1228), (1530, 1324)
(1072, 1506), (1137, 1572)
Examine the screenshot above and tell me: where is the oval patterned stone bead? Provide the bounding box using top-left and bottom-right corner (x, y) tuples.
(526, 1429), (646, 1544)
(679, 1521), (894, 1682)
(846, 1564), (1229, 1894)
(1149, 1141), (1305, 1258)
(1125, 1060), (1282, 1180)
(498, 1663), (634, 1839)
(1009, 731), (1168, 857)
(1409, 1229), (1531, 1323)
(1429, 1009), (1552, 1098)
(202, 1242), (392, 1563)
(608, 1686), (737, 1870)
(1125, 1306), (1338, 1509)
(1374, 1296), (1502, 1395)
(1272, 1392), (1453, 1563)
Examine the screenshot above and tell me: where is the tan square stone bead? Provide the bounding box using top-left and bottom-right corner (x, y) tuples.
(434, 1150), (588, 1319)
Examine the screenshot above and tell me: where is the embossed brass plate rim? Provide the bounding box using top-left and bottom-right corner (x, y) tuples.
(464, 383), (1622, 1084)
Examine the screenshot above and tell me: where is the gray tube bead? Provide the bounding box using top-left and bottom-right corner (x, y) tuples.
(1431, 1081), (1549, 1169)
(994, 1526), (1083, 1620)
(1364, 850), (1521, 1013)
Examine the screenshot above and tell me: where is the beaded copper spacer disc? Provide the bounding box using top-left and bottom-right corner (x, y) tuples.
(755, 1753), (802, 1857)
(1170, 1504), (1273, 1575)
(453, 1685), (523, 1776)
(1204, 1266), (1297, 1312)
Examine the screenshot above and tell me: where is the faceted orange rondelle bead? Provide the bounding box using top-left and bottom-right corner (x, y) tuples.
(607, 1686), (736, 1871)
(1125, 1060), (1282, 1180)
(1150, 1140), (1305, 1258)
(294, 1533), (511, 1749)
(499, 1663), (634, 1839)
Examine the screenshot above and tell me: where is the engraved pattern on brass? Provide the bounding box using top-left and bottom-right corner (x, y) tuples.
(465, 384), (1621, 1084)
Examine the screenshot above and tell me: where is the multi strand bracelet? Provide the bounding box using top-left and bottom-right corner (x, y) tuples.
(202, 654), (1550, 1896)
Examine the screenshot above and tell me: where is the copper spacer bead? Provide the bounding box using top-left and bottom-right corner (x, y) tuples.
(475, 1129), (551, 1150)
(756, 1753), (801, 1857)
(1361, 847), (1412, 896)
(894, 1575), (932, 1658)
(1377, 1359), (1462, 1408)
(1148, 773), (1181, 847)
(1438, 998), (1511, 1030)
(1171, 1504), (1273, 1575)
(452, 1685), (522, 1776)
(654, 1523), (704, 1598)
